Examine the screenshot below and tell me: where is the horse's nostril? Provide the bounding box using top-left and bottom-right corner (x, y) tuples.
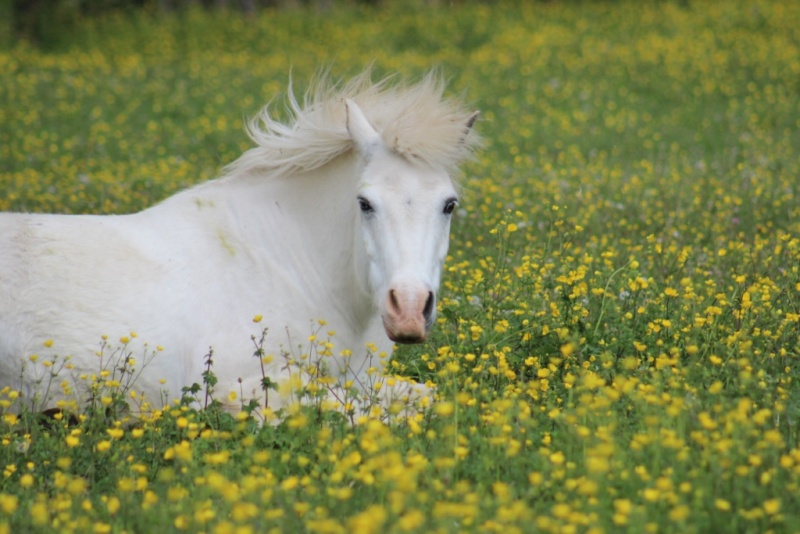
(389, 289), (401, 313)
(422, 291), (434, 320)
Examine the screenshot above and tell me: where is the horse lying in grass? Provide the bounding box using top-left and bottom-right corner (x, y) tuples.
(0, 70), (479, 420)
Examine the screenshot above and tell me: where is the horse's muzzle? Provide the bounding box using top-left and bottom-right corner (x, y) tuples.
(382, 287), (434, 344)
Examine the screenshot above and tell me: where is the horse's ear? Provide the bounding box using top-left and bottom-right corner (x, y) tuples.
(346, 99), (381, 155)
(461, 110), (480, 144)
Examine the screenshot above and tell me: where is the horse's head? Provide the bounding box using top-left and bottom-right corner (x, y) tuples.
(346, 99), (477, 344)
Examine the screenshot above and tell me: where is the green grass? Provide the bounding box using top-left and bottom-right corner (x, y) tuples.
(1, 1), (800, 532)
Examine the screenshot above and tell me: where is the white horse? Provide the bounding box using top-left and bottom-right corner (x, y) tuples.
(0, 70), (479, 418)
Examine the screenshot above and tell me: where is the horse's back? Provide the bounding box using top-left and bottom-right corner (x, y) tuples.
(0, 212), (30, 372)
(0, 211), (186, 398)
(0, 204), (275, 407)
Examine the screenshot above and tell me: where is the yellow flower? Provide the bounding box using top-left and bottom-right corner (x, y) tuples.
(347, 505), (387, 534)
(30, 501), (49, 525)
(281, 476), (299, 491)
(715, 499), (731, 511)
(118, 477), (136, 492)
(764, 499), (781, 515)
(614, 499), (633, 516)
(67, 477), (87, 495)
(397, 509), (425, 531)
(174, 515), (188, 530)
(642, 488), (659, 502)
(204, 451), (230, 465)
(0, 494), (18, 515)
(163, 441), (193, 463)
(106, 496), (121, 515)
(231, 502), (258, 522)
(669, 505), (690, 522)
(434, 402), (455, 417)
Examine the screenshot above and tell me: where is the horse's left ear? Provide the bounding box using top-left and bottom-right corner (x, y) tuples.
(461, 110), (480, 144)
(346, 99), (381, 155)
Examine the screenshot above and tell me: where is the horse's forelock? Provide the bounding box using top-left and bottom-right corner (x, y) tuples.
(224, 69), (481, 179)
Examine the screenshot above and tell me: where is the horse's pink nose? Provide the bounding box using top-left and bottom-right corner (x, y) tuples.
(382, 286), (434, 344)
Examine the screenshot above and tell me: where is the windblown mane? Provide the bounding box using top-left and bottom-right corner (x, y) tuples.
(224, 69), (480, 179)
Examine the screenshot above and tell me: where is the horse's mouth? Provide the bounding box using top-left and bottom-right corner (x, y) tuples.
(383, 319), (430, 344)
(387, 331), (428, 344)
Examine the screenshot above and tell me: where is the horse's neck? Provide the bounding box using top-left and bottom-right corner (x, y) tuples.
(217, 154), (374, 328)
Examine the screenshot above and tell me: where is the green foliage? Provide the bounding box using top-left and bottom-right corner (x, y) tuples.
(1, 0), (800, 531)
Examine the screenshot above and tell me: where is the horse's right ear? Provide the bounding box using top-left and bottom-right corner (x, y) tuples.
(346, 99), (381, 155)
(461, 110), (480, 144)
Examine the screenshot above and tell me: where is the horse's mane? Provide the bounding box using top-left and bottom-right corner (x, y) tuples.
(224, 69), (481, 179)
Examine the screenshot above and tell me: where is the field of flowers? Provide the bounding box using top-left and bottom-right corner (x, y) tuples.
(2, 0), (800, 532)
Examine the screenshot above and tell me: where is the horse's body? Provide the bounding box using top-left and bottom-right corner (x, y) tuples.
(0, 71), (479, 415)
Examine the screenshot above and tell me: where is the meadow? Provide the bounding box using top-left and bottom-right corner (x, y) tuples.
(1, 0), (800, 532)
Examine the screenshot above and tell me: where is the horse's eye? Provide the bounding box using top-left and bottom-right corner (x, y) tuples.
(358, 196), (374, 214)
(443, 198), (458, 215)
